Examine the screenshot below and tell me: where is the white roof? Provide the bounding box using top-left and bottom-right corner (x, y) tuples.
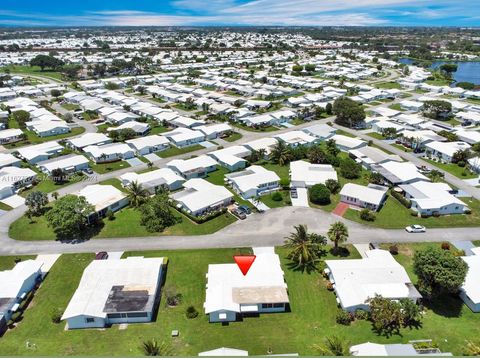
(67, 133), (111, 149)
(226, 165), (279, 193)
(17, 141), (63, 161)
(107, 120), (149, 133)
(62, 257), (164, 320)
(197, 123), (232, 136)
(0, 260), (43, 299)
(162, 127), (205, 143)
(325, 250), (420, 310)
(84, 142), (133, 158)
(171, 178), (233, 213)
(0, 166), (36, 187)
(76, 184), (126, 212)
(168, 155), (218, 174)
(331, 134), (366, 150)
(126, 134), (169, 151)
(120, 168), (184, 188)
(0, 128), (23, 140)
(290, 160), (337, 186)
(204, 247), (288, 314)
(350, 342), (419, 356)
(378, 161), (428, 184)
(461, 255), (480, 304)
(0, 153), (21, 168)
(243, 137), (278, 154)
(399, 181), (466, 210)
(199, 348), (248, 356)
(38, 154), (89, 172)
(425, 141), (471, 158)
(274, 131), (317, 146)
(340, 183), (387, 206)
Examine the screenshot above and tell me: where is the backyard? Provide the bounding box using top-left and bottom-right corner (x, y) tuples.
(0, 245), (478, 355)
(157, 144), (204, 158)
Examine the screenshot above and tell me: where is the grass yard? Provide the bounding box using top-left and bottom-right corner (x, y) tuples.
(261, 162), (290, 181)
(375, 81), (402, 90)
(157, 145), (204, 158)
(426, 79), (452, 86)
(334, 129), (356, 138)
(344, 194), (480, 228)
(3, 65), (64, 81)
(61, 103), (80, 111)
(223, 132), (242, 142)
(90, 160), (131, 174)
(0, 201), (13, 211)
(1, 245), (478, 355)
(423, 158), (477, 179)
(21, 173), (86, 196)
(388, 103), (406, 111)
(0, 255), (36, 271)
(9, 204), (237, 241)
(260, 190), (291, 208)
(149, 125), (169, 135)
(366, 132), (385, 140)
(232, 122), (279, 133)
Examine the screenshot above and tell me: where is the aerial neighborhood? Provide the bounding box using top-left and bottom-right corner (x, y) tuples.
(0, 16), (479, 358)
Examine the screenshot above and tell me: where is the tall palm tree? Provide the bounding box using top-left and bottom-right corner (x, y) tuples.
(141, 339), (171, 356)
(283, 224), (326, 272)
(328, 221), (349, 251)
(271, 141), (292, 166)
(126, 181), (149, 207)
(313, 336), (350, 356)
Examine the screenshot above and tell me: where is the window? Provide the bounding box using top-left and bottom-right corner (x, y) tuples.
(85, 317), (95, 323)
(273, 303), (284, 308)
(107, 313), (122, 319)
(262, 303), (273, 309)
(127, 312), (148, 318)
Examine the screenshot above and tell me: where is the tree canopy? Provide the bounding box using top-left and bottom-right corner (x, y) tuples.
(332, 97), (366, 128)
(139, 193), (177, 233)
(30, 55), (64, 71)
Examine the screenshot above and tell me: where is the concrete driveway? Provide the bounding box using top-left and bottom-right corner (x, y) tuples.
(126, 158), (144, 167)
(291, 188), (309, 207)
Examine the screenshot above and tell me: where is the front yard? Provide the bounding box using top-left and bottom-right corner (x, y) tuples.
(157, 144), (204, 158)
(0, 245), (478, 355)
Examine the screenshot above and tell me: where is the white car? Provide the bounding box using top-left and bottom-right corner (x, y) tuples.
(405, 225), (426, 233)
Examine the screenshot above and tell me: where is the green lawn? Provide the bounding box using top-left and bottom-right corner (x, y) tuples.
(423, 158), (477, 179)
(0, 202), (13, 211)
(344, 194), (480, 228)
(21, 173), (86, 196)
(374, 81), (402, 89)
(0, 255), (36, 270)
(90, 160), (131, 174)
(223, 132), (242, 142)
(174, 103), (196, 112)
(5, 126), (85, 148)
(98, 178), (126, 192)
(261, 162), (290, 181)
(334, 129), (356, 138)
(157, 145), (204, 158)
(366, 132), (385, 140)
(3, 65), (64, 81)
(232, 123), (279, 133)
(260, 190), (291, 208)
(1, 245), (478, 355)
(388, 103), (406, 111)
(9, 205), (237, 241)
(61, 103), (80, 111)
(426, 79), (452, 86)
(149, 125), (169, 135)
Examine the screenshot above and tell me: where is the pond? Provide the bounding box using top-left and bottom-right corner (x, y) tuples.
(399, 58), (480, 85)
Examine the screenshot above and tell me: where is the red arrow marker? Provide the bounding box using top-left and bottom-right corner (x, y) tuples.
(234, 255), (256, 276)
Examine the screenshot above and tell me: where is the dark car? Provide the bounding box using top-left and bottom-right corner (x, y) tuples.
(95, 251), (109, 260)
(238, 205), (252, 215)
(231, 208), (247, 220)
(290, 188), (298, 199)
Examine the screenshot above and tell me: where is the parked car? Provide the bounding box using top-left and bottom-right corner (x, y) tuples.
(238, 205), (251, 215)
(84, 168), (93, 174)
(231, 208), (246, 220)
(405, 225), (426, 233)
(95, 251), (109, 260)
(290, 188), (298, 199)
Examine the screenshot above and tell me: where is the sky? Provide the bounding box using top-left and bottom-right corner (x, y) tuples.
(0, 0), (478, 27)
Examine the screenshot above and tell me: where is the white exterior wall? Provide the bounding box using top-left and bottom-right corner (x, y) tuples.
(66, 315), (107, 329)
(410, 201), (465, 216)
(208, 310), (237, 323)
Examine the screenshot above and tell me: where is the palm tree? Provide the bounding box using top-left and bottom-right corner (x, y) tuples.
(313, 336), (350, 356)
(141, 339), (171, 356)
(328, 222), (349, 252)
(271, 141), (292, 166)
(283, 224), (326, 272)
(427, 169), (444, 183)
(464, 340), (480, 356)
(126, 181), (149, 207)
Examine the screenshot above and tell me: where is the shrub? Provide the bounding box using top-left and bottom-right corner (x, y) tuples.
(325, 179), (340, 194)
(355, 309), (369, 320)
(309, 184), (331, 205)
(458, 161), (466, 167)
(336, 309), (354, 325)
(432, 211), (440, 217)
(441, 242), (451, 250)
(391, 190), (411, 208)
(164, 286), (183, 307)
(271, 192), (283, 202)
(106, 209), (115, 221)
(360, 209), (376, 222)
(326, 282), (334, 291)
(389, 244), (399, 255)
(339, 157), (361, 179)
(185, 306), (199, 319)
(50, 308), (62, 324)
(279, 178), (290, 189)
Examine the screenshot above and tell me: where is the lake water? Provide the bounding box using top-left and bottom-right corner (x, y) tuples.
(399, 58), (480, 85)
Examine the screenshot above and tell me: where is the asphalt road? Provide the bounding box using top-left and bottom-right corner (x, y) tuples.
(1, 207), (478, 255)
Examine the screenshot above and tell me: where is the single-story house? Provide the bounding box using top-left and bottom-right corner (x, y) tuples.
(167, 155), (218, 179)
(76, 184), (129, 220)
(0, 128), (24, 144)
(399, 181), (467, 216)
(290, 160), (337, 188)
(372, 161), (429, 185)
(161, 128), (205, 148)
(226, 165), (280, 199)
(170, 178), (233, 217)
(330, 134), (367, 152)
(66, 133), (112, 151)
(208, 146), (251, 172)
(302, 124), (337, 140)
(26, 120), (70, 138)
(325, 249), (421, 312)
(120, 168), (185, 193)
(61, 257), (164, 329)
(349, 146), (402, 170)
(243, 138), (278, 156)
(37, 154), (89, 175)
(350, 342), (451, 356)
(425, 141), (471, 163)
(460, 249), (480, 313)
(274, 131), (319, 147)
(204, 247), (289, 323)
(107, 121), (150, 136)
(84, 143), (135, 163)
(340, 183), (388, 211)
(126, 135), (169, 155)
(197, 123), (232, 140)
(0, 153), (21, 169)
(17, 141), (64, 164)
(0, 166), (37, 199)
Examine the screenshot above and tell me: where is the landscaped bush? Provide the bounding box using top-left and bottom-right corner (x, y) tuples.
(325, 179), (340, 194)
(279, 178), (291, 189)
(336, 309), (354, 325)
(106, 209), (115, 221)
(326, 282), (334, 291)
(391, 190), (411, 208)
(185, 306), (199, 319)
(355, 309), (369, 320)
(441, 242), (451, 250)
(389, 244), (399, 255)
(50, 308), (62, 324)
(360, 209), (376, 222)
(309, 184), (331, 205)
(164, 286), (183, 307)
(271, 192), (283, 201)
